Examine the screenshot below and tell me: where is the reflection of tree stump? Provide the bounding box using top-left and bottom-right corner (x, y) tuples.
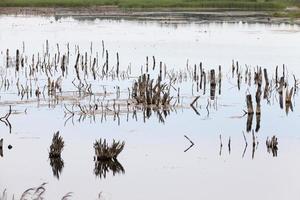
(246, 94), (254, 114)
(246, 113), (253, 132)
(255, 113), (261, 132)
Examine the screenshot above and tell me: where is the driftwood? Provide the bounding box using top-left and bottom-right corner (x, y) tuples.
(190, 96), (200, 115)
(184, 135), (194, 152)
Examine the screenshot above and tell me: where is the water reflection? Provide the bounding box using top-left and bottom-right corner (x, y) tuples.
(0, 106), (12, 134)
(93, 139), (125, 179)
(0, 138), (3, 157)
(48, 132), (65, 179)
(64, 103), (175, 126)
(266, 136), (278, 157)
(255, 113), (261, 132)
(49, 157), (64, 179)
(94, 158), (125, 179)
(246, 114), (253, 132)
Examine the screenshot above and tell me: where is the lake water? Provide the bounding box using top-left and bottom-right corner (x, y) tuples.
(0, 16), (300, 200)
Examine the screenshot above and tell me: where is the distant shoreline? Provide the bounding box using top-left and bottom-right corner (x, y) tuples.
(0, 6), (299, 25)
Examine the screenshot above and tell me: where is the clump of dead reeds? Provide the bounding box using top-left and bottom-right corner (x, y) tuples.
(132, 74), (172, 107)
(94, 139), (125, 161)
(49, 131), (64, 158)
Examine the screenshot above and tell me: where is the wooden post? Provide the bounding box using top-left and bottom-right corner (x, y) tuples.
(146, 56), (148, 73)
(275, 65), (278, 86)
(16, 49), (20, 72)
(200, 63), (203, 89)
(263, 68), (269, 86)
(218, 65), (221, 95)
(210, 69), (216, 100)
(116, 52), (120, 77)
(105, 50), (108, 74)
(6, 49), (9, 68)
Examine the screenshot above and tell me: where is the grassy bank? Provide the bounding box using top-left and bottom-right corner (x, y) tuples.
(0, 0), (298, 10)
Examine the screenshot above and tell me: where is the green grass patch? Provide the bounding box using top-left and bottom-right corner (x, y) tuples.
(0, 0), (297, 10)
(273, 11), (300, 17)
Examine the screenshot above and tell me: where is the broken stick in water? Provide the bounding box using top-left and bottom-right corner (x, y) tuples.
(184, 135), (194, 152)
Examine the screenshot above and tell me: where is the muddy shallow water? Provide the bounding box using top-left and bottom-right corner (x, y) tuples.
(0, 16), (300, 200)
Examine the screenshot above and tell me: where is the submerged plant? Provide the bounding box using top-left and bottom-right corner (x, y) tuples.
(94, 139), (125, 160)
(49, 131), (64, 158)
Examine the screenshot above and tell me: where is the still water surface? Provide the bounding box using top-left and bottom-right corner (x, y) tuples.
(0, 16), (300, 200)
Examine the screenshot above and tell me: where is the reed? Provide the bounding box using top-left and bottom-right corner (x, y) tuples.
(94, 138), (125, 160)
(1, 183), (72, 200)
(49, 131), (64, 158)
(132, 74), (172, 107)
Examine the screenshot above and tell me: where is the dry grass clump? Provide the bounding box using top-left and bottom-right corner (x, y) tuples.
(49, 131), (64, 158)
(132, 74), (172, 107)
(94, 139), (125, 160)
